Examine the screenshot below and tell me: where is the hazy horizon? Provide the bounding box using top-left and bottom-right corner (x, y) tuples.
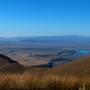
(0, 35), (90, 39)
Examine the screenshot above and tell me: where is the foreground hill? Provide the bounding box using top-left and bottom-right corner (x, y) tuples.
(45, 56), (90, 77)
(0, 54), (25, 73)
(0, 54), (89, 89)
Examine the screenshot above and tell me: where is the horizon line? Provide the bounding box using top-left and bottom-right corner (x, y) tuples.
(0, 35), (90, 38)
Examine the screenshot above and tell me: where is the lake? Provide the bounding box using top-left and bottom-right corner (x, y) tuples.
(48, 49), (90, 67)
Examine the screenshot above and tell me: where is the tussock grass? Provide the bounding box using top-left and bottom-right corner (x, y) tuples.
(0, 73), (89, 90)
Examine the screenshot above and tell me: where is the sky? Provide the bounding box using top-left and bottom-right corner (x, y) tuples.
(0, 0), (90, 37)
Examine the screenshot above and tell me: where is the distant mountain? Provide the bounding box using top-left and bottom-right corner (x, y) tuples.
(19, 36), (90, 43)
(0, 36), (90, 48)
(0, 35), (90, 43)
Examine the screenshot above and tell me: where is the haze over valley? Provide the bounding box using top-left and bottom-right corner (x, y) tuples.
(0, 36), (90, 68)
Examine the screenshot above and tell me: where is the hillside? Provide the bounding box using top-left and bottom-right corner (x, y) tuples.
(0, 54), (90, 89)
(0, 53), (49, 74)
(45, 56), (90, 77)
(0, 54), (25, 73)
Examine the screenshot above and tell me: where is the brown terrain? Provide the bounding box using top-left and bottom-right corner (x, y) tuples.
(45, 56), (90, 77)
(0, 49), (50, 67)
(0, 53), (90, 89)
(0, 53), (49, 74)
(0, 52), (90, 76)
(0, 54), (25, 73)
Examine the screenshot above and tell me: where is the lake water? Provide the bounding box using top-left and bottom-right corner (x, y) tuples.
(79, 50), (90, 55)
(49, 49), (90, 67)
(75, 50), (90, 58)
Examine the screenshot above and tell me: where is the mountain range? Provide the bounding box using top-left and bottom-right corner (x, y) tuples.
(0, 35), (90, 48)
(0, 35), (90, 43)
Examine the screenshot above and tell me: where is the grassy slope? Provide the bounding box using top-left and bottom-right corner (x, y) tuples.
(0, 73), (90, 90)
(45, 56), (90, 77)
(0, 54), (90, 89)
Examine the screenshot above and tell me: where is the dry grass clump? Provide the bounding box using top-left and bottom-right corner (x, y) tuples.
(0, 73), (89, 90)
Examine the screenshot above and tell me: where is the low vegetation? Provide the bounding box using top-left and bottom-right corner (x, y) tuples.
(45, 56), (90, 77)
(0, 73), (89, 90)
(0, 54), (90, 90)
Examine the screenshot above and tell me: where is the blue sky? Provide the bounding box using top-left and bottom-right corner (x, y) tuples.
(0, 0), (90, 37)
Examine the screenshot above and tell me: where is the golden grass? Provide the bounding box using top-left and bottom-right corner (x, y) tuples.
(0, 73), (89, 90)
